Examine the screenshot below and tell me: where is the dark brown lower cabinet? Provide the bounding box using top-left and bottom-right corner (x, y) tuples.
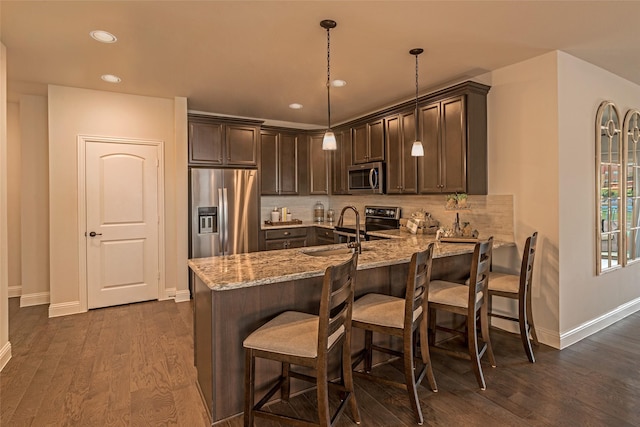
(314, 227), (336, 245)
(261, 228), (307, 250)
(192, 252), (473, 423)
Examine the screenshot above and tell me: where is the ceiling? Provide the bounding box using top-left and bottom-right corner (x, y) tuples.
(2, 1), (640, 128)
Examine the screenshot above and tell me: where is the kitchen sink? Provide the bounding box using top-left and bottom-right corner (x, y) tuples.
(301, 247), (369, 257)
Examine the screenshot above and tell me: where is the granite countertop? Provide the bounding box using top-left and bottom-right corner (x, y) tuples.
(189, 234), (513, 292)
(261, 221), (335, 230)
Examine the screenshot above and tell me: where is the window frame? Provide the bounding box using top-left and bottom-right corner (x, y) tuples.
(596, 101), (623, 275)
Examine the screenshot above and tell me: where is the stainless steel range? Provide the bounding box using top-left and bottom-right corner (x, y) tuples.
(334, 206), (401, 243)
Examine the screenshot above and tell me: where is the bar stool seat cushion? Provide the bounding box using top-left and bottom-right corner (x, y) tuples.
(352, 293), (422, 329)
(430, 280), (483, 308)
(488, 272), (519, 294)
(243, 311), (344, 358)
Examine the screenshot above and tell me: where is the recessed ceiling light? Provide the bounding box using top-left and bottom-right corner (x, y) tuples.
(90, 30), (117, 43)
(332, 80), (347, 87)
(101, 74), (122, 83)
(289, 103), (303, 110)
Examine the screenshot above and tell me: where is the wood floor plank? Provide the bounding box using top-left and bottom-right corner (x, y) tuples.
(4, 298), (640, 426)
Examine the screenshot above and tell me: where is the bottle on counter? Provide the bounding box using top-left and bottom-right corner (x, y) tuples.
(314, 201), (324, 223)
(326, 208), (335, 223)
(281, 207), (288, 222)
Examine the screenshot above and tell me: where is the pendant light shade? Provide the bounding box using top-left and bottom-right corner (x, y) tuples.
(410, 48), (424, 157)
(411, 140), (424, 156)
(321, 19), (337, 150)
(323, 130), (337, 150)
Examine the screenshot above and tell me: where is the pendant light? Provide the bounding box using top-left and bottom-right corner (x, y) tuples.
(410, 48), (424, 157)
(321, 19), (337, 150)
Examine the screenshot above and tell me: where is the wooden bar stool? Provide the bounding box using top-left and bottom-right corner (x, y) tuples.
(243, 252), (360, 427)
(428, 237), (496, 390)
(488, 231), (539, 362)
(351, 244), (437, 425)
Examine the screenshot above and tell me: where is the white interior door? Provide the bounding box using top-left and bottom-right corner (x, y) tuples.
(86, 141), (159, 309)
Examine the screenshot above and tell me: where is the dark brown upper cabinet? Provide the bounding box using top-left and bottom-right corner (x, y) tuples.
(331, 128), (352, 195)
(188, 115), (260, 167)
(417, 83), (488, 195)
(385, 111), (418, 194)
(260, 129), (299, 195)
(352, 118), (385, 164)
(308, 133), (330, 195)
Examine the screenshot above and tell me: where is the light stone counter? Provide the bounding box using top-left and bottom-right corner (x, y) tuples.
(260, 220), (338, 230)
(188, 234), (513, 291)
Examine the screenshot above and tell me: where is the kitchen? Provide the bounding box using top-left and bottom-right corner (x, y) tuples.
(3, 1), (640, 425)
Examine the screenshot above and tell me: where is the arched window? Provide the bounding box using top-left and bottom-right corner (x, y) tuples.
(596, 101), (622, 274)
(623, 109), (640, 265)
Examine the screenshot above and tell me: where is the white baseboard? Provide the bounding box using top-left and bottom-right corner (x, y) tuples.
(490, 316), (560, 349)
(48, 300), (84, 318)
(8, 286), (21, 298)
(160, 287), (175, 301)
(559, 296), (640, 349)
(174, 289), (191, 303)
(0, 341), (12, 372)
(20, 291), (50, 307)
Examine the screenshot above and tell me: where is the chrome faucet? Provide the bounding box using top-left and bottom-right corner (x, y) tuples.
(337, 206), (362, 254)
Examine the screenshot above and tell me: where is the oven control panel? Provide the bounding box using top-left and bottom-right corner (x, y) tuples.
(364, 206), (401, 220)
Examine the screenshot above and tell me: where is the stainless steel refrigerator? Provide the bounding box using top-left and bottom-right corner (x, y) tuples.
(190, 168), (259, 258)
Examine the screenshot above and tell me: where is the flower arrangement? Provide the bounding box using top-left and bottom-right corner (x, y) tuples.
(444, 193), (470, 209)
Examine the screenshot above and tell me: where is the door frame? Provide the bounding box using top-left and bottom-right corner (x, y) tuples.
(77, 135), (165, 312)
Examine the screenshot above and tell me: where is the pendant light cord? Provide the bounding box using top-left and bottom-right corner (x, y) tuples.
(326, 26), (331, 130)
(414, 52), (419, 142)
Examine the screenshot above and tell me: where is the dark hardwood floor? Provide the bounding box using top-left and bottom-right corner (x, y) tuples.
(2, 297), (640, 426)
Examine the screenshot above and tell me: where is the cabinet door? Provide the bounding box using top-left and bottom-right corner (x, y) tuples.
(368, 119), (385, 162)
(226, 124), (258, 166)
(385, 115), (403, 194)
(286, 237), (308, 249)
(440, 97), (466, 193)
(315, 228), (335, 245)
(279, 133), (299, 194)
(418, 103), (442, 193)
(332, 129), (352, 194)
(189, 121), (224, 165)
(352, 123), (369, 164)
(309, 134), (329, 195)
(260, 131), (279, 195)
(400, 111), (418, 193)
(264, 240), (288, 251)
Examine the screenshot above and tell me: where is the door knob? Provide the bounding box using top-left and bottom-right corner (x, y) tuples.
(88, 231), (102, 237)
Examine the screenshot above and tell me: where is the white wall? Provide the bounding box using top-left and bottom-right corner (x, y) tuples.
(557, 52), (640, 344)
(47, 85), (188, 316)
(1, 42), (12, 371)
(485, 52), (561, 347)
(7, 101), (21, 298)
(19, 95), (49, 307)
(486, 51), (640, 348)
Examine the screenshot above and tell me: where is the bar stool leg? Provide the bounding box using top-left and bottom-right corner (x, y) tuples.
(244, 350), (255, 427)
(403, 330), (424, 425)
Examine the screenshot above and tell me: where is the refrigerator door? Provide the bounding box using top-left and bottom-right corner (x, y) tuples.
(223, 169), (259, 255)
(191, 168), (223, 258)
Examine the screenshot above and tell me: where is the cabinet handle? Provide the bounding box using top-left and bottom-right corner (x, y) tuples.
(283, 231), (290, 236)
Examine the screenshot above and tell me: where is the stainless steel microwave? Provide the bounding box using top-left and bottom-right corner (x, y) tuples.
(348, 162), (384, 194)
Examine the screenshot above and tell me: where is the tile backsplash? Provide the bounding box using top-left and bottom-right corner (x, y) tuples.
(261, 194), (514, 242)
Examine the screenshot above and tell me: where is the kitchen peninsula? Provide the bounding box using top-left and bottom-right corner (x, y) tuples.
(189, 234), (513, 423)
